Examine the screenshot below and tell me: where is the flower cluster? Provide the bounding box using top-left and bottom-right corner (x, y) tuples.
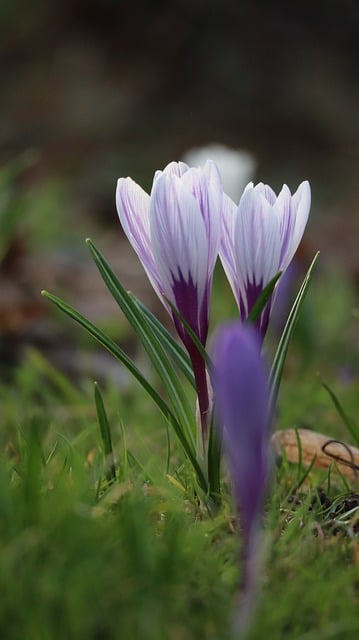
(116, 159), (311, 437)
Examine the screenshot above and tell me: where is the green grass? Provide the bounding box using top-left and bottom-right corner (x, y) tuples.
(0, 283), (358, 639)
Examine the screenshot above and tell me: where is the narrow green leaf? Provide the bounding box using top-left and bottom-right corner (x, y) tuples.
(269, 252), (319, 413)
(41, 290), (207, 493)
(117, 418), (128, 480)
(133, 297), (195, 388)
(86, 238), (196, 450)
(248, 271), (282, 323)
(42, 290), (167, 414)
(166, 297), (212, 368)
(293, 453), (317, 494)
(207, 408), (222, 505)
(94, 382), (116, 483)
(322, 381), (359, 447)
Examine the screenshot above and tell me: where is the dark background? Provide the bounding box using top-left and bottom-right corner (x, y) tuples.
(0, 0), (358, 373)
(1, 1), (358, 198)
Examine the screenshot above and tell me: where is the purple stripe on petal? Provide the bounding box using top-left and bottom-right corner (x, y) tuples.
(171, 271), (203, 344)
(171, 271), (211, 435)
(240, 281), (272, 339)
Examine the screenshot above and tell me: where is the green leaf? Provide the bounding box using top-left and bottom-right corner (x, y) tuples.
(94, 382), (116, 483)
(269, 253), (319, 413)
(41, 290), (208, 493)
(42, 291), (167, 414)
(207, 408), (222, 507)
(85, 239), (196, 451)
(247, 271), (282, 324)
(133, 297), (195, 388)
(166, 297), (212, 368)
(321, 381), (359, 447)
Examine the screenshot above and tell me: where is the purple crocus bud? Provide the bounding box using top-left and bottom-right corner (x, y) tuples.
(220, 180), (311, 339)
(116, 160), (223, 437)
(211, 321), (272, 634)
(212, 321), (270, 543)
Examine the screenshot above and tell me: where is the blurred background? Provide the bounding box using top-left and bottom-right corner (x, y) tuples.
(0, 0), (358, 379)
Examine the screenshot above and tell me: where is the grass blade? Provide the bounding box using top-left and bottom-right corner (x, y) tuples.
(207, 408), (222, 506)
(94, 382), (116, 483)
(269, 253), (319, 413)
(248, 271), (282, 323)
(322, 381), (359, 447)
(133, 297), (195, 388)
(166, 297), (212, 367)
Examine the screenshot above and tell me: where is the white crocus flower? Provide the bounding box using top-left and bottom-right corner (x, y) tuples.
(220, 180), (311, 338)
(116, 160), (223, 436)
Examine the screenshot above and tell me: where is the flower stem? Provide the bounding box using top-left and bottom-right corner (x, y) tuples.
(188, 345), (210, 442)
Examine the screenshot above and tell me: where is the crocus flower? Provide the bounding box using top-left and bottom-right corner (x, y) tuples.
(220, 180), (311, 338)
(211, 322), (271, 634)
(116, 160), (222, 437)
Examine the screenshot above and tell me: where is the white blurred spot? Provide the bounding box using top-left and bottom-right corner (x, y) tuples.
(182, 143), (256, 203)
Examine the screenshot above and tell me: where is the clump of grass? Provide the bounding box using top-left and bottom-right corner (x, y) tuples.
(0, 342), (358, 639)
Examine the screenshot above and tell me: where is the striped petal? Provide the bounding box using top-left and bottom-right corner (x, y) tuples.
(219, 193), (241, 305)
(116, 177), (164, 299)
(150, 171), (210, 320)
(253, 182), (277, 205)
(286, 180), (311, 268)
(233, 188), (281, 318)
(181, 160), (222, 272)
(155, 160), (190, 181)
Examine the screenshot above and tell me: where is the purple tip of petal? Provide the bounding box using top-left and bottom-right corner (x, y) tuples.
(212, 322), (271, 538)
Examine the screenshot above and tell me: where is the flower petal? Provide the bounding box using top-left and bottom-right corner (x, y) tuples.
(253, 182), (277, 205)
(273, 184), (295, 266)
(233, 188), (281, 317)
(158, 160), (190, 179)
(116, 177), (163, 298)
(219, 193), (241, 306)
(290, 180), (311, 262)
(274, 182), (310, 270)
(181, 160), (222, 272)
(149, 172), (210, 309)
